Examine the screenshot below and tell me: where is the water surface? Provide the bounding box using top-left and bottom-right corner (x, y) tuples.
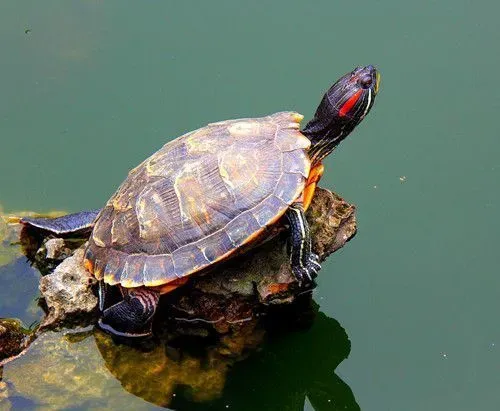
(1, 1), (500, 410)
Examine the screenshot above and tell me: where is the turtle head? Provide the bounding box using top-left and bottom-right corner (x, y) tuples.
(303, 65), (380, 164)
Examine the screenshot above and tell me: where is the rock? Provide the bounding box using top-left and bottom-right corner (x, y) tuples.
(1, 330), (152, 410)
(38, 248), (98, 331)
(1, 208), (67, 268)
(24, 232), (86, 275)
(43, 238), (70, 260)
(307, 188), (357, 258)
(22, 188), (356, 335)
(0, 319), (33, 365)
(34, 237), (81, 275)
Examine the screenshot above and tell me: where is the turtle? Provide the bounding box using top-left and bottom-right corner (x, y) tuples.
(22, 65), (380, 337)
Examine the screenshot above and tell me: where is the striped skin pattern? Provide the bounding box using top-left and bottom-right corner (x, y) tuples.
(84, 112), (312, 290)
(21, 210), (100, 235)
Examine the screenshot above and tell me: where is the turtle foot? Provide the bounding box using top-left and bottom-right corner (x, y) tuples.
(292, 252), (322, 286)
(98, 288), (160, 338)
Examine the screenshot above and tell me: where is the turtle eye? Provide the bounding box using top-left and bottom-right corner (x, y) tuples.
(358, 74), (373, 89)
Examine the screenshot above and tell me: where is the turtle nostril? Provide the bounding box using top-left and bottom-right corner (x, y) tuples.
(359, 74), (373, 89)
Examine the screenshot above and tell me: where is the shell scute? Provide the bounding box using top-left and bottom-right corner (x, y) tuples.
(275, 128), (311, 152)
(142, 254), (177, 286)
(225, 211), (263, 247)
(103, 255), (121, 284)
(274, 173), (305, 204)
(282, 150), (311, 178)
(172, 247), (209, 278)
(195, 230), (234, 263)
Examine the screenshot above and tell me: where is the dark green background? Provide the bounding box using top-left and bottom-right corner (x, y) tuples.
(1, 1), (499, 410)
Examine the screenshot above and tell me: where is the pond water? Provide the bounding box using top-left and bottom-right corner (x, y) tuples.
(1, 1), (500, 410)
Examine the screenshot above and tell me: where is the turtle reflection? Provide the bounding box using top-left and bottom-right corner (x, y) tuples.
(95, 299), (359, 410)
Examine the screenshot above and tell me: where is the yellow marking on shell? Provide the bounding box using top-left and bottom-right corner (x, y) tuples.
(174, 163), (205, 214)
(144, 150), (176, 177)
(104, 272), (120, 285)
(145, 160), (160, 175)
(93, 261), (103, 279)
(92, 231), (106, 248)
(173, 170), (213, 227)
(251, 173), (260, 185)
(296, 133), (311, 150)
(143, 279), (171, 288)
(136, 192), (165, 240)
(218, 161), (234, 190)
(228, 121), (260, 137)
(188, 195), (211, 225)
(276, 130), (311, 152)
(127, 162), (143, 176)
(120, 279), (138, 288)
(112, 195), (133, 212)
(270, 111), (303, 128)
(185, 130), (219, 154)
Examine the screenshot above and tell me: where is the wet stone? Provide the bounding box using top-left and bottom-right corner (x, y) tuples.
(38, 248), (98, 331)
(0, 319), (32, 365)
(44, 238), (69, 260)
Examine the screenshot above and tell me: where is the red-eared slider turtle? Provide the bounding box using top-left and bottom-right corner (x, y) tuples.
(22, 66), (380, 337)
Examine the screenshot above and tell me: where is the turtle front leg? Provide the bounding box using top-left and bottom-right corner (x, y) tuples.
(97, 283), (160, 338)
(285, 203), (322, 285)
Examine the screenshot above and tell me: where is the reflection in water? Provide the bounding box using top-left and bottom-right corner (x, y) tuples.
(0, 219), (44, 326)
(0, 258), (42, 326)
(95, 298), (359, 410)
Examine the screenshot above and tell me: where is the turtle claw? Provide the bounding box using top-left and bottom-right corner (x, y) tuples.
(292, 253), (322, 286)
(309, 253), (322, 273)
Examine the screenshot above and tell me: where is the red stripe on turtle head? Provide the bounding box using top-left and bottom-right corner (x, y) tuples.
(339, 89), (362, 117)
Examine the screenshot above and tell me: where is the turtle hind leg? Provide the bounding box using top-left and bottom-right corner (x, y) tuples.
(98, 286), (160, 338)
(285, 203), (322, 286)
(21, 209), (101, 235)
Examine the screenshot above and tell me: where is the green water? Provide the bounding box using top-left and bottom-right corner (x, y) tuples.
(1, 1), (500, 410)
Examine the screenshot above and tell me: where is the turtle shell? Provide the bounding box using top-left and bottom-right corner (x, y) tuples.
(84, 111), (311, 288)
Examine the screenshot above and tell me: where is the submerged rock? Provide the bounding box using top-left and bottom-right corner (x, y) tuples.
(0, 319), (33, 365)
(1, 330), (152, 410)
